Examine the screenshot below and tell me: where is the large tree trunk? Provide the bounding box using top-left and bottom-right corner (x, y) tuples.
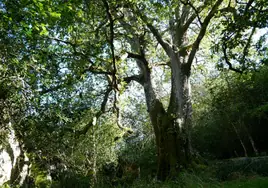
(127, 34), (193, 180)
(124, 18), (193, 180)
(149, 100), (181, 180)
(148, 74), (192, 180)
(140, 53), (192, 180)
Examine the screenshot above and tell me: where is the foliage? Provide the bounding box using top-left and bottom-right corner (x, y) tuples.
(0, 0), (267, 186)
(213, 0), (268, 72)
(217, 156), (268, 180)
(101, 171), (268, 188)
(193, 65), (268, 159)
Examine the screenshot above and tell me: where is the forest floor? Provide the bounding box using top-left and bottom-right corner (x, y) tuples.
(112, 157), (268, 188)
(123, 176), (268, 188)
(219, 177), (268, 188)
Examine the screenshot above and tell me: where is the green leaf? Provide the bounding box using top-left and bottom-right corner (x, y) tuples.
(50, 12), (61, 19)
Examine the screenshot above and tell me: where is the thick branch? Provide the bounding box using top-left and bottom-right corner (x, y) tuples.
(102, 0), (117, 90)
(40, 84), (65, 95)
(127, 51), (150, 83)
(218, 6), (238, 20)
(102, 0), (123, 129)
(245, 0), (254, 14)
(97, 87), (113, 117)
(48, 37), (75, 46)
(186, 0), (224, 73)
(180, 0), (203, 26)
(241, 26), (256, 67)
(219, 6), (236, 13)
(127, 52), (146, 62)
(47, 37), (82, 55)
(182, 0), (210, 32)
(135, 9), (172, 56)
(123, 75), (143, 85)
(82, 65), (113, 75)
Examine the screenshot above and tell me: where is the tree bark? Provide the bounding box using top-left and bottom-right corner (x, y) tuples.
(126, 34), (193, 180)
(149, 100), (181, 180)
(134, 50), (192, 180)
(10, 144), (26, 186)
(148, 74), (192, 180)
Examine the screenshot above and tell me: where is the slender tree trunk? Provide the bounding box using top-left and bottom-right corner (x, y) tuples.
(232, 123), (248, 157)
(243, 123), (258, 156)
(248, 133), (258, 156)
(91, 122), (97, 185)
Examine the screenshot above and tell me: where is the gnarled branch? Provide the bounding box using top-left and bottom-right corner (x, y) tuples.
(222, 43), (243, 73)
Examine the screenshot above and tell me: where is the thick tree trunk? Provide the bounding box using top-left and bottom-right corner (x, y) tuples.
(10, 147), (25, 185)
(126, 28), (193, 181)
(148, 98), (192, 180)
(149, 100), (178, 180)
(147, 70), (192, 181)
(179, 71), (193, 163)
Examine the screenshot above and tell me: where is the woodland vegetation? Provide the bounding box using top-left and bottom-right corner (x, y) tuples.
(0, 0), (267, 187)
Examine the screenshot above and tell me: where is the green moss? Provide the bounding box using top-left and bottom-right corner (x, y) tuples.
(35, 174), (51, 188)
(29, 163), (51, 188)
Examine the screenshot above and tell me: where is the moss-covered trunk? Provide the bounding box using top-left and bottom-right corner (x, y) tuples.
(149, 97), (191, 181)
